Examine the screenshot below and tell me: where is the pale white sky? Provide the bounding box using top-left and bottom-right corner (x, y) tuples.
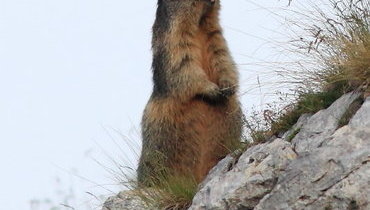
(0, 0), (304, 209)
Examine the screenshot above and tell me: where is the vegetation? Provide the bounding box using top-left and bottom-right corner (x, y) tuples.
(245, 0), (370, 143)
(134, 174), (198, 209)
(278, 0), (370, 91)
(245, 88), (345, 143)
(308, 0), (370, 92)
(130, 157), (198, 209)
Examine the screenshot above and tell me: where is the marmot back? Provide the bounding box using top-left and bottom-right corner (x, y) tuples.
(137, 0), (243, 186)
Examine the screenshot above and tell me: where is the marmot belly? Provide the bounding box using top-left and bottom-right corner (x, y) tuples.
(138, 96), (242, 184)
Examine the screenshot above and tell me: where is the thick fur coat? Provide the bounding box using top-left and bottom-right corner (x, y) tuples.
(137, 0), (242, 186)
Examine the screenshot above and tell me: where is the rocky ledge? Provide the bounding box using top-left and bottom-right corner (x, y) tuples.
(103, 92), (370, 210)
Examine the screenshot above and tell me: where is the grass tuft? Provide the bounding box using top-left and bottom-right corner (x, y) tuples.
(244, 0), (370, 143)
(270, 88), (345, 135)
(133, 173), (198, 210)
(244, 87), (345, 143)
(275, 0), (370, 134)
(286, 0), (370, 93)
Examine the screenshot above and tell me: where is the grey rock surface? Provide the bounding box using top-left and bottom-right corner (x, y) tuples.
(198, 154), (235, 189)
(282, 113), (312, 141)
(102, 191), (147, 210)
(308, 162), (370, 210)
(255, 126), (370, 210)
(350, 96), (370, 127)
(292, 92), (361, 154)
(189, 139), (297, 210)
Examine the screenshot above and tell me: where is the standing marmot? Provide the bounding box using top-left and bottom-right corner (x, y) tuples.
(137, 0), (242, 186)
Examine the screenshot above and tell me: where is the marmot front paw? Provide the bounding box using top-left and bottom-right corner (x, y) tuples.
(196, 83), (227, 105)
(219, 78), (237, 97)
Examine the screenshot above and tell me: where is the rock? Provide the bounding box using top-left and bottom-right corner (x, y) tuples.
(255, 126), (370, 210)
(350, 96), (370, 127)
(292, 92), (361, 154)
(189, 139), (297, 210)
(307, 162), (370, 210)
(308, 162), (370, 210)
(102, 191), (147, 210)
(197, 154), (235, 189)
(282, 113), (312, 141)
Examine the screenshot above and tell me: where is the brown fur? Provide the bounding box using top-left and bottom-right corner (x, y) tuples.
(137, 0), (242, 186)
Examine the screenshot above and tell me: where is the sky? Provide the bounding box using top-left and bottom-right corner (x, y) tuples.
(0, 0), (301, 209)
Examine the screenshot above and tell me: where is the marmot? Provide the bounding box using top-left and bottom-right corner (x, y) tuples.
(137, 0), (242, 186)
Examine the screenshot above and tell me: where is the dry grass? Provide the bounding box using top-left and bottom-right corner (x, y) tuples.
(285, 0), (370, 92)
(244, 88), (344, 143)
(315, 1), (370, 92)
(134, 174), (198, 210)
(132, 139), (246, 209)
(100, 131), (198, 210)
(243, 0), (369, 143)
(133, 156), (198, 209)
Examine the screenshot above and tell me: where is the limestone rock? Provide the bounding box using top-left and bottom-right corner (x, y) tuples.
(189, 139), (297, 210)
(291, 92), (361, 154)
(350, 96), (370, 127)
(255, 126), (370, 210)
(102, 191), (147, 210)
(282, 113), (312, 141)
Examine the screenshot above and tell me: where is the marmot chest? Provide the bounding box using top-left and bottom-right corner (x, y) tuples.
(194, 30), (217, 83)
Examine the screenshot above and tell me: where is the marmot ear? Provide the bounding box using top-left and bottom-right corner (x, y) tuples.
(157, 0), (166, 6)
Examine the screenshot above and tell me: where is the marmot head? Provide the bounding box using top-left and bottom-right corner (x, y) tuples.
(156, 0), (220, 23)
